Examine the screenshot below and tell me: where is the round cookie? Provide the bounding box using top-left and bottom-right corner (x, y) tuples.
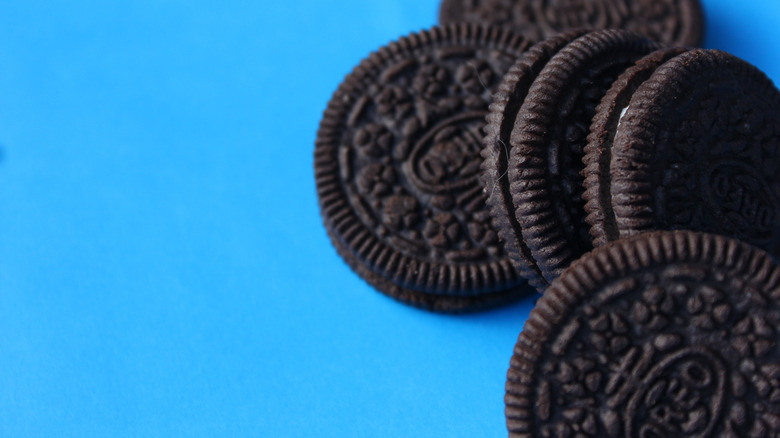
(582, 47), (690, 248)
(439, 0), (704, 47)
(507, 30), (659, 285)
(482, 29), (589, 291)
(314, 24), (535, 312)
(506, 230), (780, 437)
(602, 49), (780, 258)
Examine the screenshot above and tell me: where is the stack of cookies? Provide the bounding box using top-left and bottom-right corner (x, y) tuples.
(482, 32), (780, 292)
(314, 0), (780, 435)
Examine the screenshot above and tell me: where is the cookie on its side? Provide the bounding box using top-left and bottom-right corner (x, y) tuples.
(439, 0), (704, 47)
(582, 46), (690, 247)
(315, 24), (536, 312)
(482, 29), (588, 292)
(507, 30), (659, 285)
(586, 49), (780, 258)
(506, 230), (780, 437)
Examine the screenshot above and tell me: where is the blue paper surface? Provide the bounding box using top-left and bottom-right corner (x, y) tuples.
(0, 0), (779, 436)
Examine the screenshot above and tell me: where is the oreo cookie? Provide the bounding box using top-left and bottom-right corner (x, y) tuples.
(482, 29), (588, 291)
(314, 24), (535, 312)
(582, 47), (690, 247)
(583, 49), (780, 258)
(484, 30), (659, 288)
(506, 230), (780, 437)
(439, 0), (704, 47)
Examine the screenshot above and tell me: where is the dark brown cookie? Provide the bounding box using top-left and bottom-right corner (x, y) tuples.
(582, 47), (690, 248)
(314, 24), (536, 312)
(506, 230), (780, 437)
(507, 30), (659, 285)
(599, 49), (780, 258)
(439, 0), (704, 47)
(482, 29), (589, 292)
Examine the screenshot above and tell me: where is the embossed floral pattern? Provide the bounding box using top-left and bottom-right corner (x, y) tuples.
(442, 0), (699, 46)
(732, 315), (776, 359)
(381, 195), (420, 232)
(455, 60), (495, 94)
(473, 0), (518, 27)
(423, 213), (461, 249)
(540, 0), (610, 30)
(413, 64), (450, 100)
(346, 54), (511, 260)
(354, 123), (393, 157)
(521, 271), (780, 437)
(375, 85), (413, 119)
(422, 138), (471, 185)
(357, 163), (395, 198)
(467, 220), (498, 247)
(314, 25), (534, 303)
(333, 31), (519, 265)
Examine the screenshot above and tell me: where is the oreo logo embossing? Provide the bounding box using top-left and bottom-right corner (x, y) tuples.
(706, 162), (778, 241)
(625, 349), (726, 437)
(406, 112), (485, 195)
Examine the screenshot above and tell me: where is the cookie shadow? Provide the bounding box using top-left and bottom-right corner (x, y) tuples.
(451, 290), (539, 331)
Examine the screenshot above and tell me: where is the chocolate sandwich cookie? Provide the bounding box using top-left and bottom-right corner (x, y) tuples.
(439, 0), (704, 47)
(315, 24), (535, 312)
(506, 230), (780, 437)
(482, 29), (589, 291)
(585, 49), (780, 258)
(503, 30), (659, 286)
(582, 47), (690, 248)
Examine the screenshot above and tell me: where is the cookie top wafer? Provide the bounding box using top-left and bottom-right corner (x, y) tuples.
(506, 230), (780, 437)
(507, 30), (659, 285)
(604, 49), (780, 258)
(582, 47), (690, 247)
(439, 0), (704, 47)
(314, 24), (535, 311)
(482, 29), (588, 291)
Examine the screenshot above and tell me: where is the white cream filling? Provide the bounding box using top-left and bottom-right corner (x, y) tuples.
(615, 105), (629, 141)
(618, 105), (629, 127)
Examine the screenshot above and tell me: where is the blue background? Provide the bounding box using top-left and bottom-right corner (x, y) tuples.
(1, 1), (778, 436)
